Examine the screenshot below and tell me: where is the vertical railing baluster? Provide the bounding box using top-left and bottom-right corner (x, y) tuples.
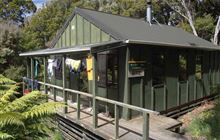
(143, 112), (149, 140)
(77, 93), (81, 120)
(53, 87), (56, 102)
(114, 104), (119, 139)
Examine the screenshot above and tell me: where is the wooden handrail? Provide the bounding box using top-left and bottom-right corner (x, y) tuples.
(23, 77), (158, 140)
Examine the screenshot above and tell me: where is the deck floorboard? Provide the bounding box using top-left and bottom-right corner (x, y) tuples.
(48, 96), (188, 140)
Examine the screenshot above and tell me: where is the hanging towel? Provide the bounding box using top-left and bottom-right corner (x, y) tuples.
(34, 60), (40, 77)
(48, 59), (54, 79)
(71, 60), (81, 72)
(65, 58), (81, 73)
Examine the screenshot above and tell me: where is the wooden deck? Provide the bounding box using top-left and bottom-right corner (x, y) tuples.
(53, 98), (189, 140)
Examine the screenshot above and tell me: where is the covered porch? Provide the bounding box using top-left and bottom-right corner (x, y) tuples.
(20, 40), (164, 140)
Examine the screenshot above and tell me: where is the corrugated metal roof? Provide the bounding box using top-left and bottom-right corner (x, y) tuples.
(75, 8), (219, 50)
(19, 41), (123, 57)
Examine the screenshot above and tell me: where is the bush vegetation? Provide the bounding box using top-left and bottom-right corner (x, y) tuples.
(0, 75), (64, 140)
(187, 90), (220, 140)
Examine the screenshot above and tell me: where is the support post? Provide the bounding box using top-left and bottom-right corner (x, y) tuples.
(177, 81), (180, 106)
(164, 84), (167, 110)
(114, 104), (119, 139)
(22, 78), (25, 95)
(31, 58), (34, 91)
(43, 57), (48, 99)
(151, 87), (154, 110)
(122, 47), (130, 120)
(27, 58), (30, 78)
(77, 93), (81, 120)
(194, 80), (197, 100)
(186, 80), (189, 102)
(92, 54), (98, 129)
(62, 56), (67, 113)
(143, 112), (150, 140)
(53, 87), (56, 101)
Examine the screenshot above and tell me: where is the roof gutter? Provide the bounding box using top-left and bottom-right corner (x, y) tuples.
(125, 39), (220, 51)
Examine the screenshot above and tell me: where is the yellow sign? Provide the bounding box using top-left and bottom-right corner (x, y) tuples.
(86, 58), (93, 80)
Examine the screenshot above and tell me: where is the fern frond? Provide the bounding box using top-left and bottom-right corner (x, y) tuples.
(0, 132), (14, 140)
(0, 89), (18, 103)
(26, 122), (52, 135)
(0, 84), (20, 102)
(0, 75), (15, 84)
(23, 102), (64, 119)
(0, 112), (24, 128)
(5, 91), (47, 112)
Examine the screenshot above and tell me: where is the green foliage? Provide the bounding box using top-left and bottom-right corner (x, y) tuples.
(0, 0), (36, 24)
(21, 0), (86, 50)
(178, 14), (215, 41)
(3, 65), (25, 82)
(0, 75), (64, 140)
(187, 101), (220, 140)
(0, 132), (13, 140)
(0, 22), (25, 79)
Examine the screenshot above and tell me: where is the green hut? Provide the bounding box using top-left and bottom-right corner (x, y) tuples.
(20, 7), (220, 119)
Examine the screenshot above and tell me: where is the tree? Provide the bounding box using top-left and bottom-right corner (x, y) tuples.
(164, 0), (220, 44)
(0, 22), (26, 81)
(0, 75), (64, 139)
(0, 0), (36, 25)
(21, 0), (89, 50)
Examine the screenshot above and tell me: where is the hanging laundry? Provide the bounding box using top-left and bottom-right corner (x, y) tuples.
(33, 80), (39, 90)
(71, 60), (81, 72)
(48, 59), (54, 80)
(65, 58), (81, 73)
(34, 59), (40, 78)
(81, 58), (87, 71)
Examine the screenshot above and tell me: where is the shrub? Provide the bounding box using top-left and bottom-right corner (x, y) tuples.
(187, 101), (220, 140)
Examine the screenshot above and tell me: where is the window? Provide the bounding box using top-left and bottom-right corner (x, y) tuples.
(152, 53), (165, 85)
(107, 53), (118, 86)
(179, 54), (187, 81)
(97, 51), (118, 87)
(97, 53), (107, 87)
(196, 55), (203, 80)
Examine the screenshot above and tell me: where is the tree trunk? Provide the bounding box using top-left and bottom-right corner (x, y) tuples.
(181, 0), (198, 36)
(214, 16), (220, 45)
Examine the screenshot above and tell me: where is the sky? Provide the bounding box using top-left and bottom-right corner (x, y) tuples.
(33, 0), (46, 9)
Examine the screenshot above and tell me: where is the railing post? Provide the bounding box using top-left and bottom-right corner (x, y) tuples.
(43, 57), (48, 100)
(77, 93), (81, 120)
(143, 112), (149, 140)
(53, 87), (56, 101)
(62, 55), (68, 113)
(115, 104), (119, 139)
(92, 54), (98, 129)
